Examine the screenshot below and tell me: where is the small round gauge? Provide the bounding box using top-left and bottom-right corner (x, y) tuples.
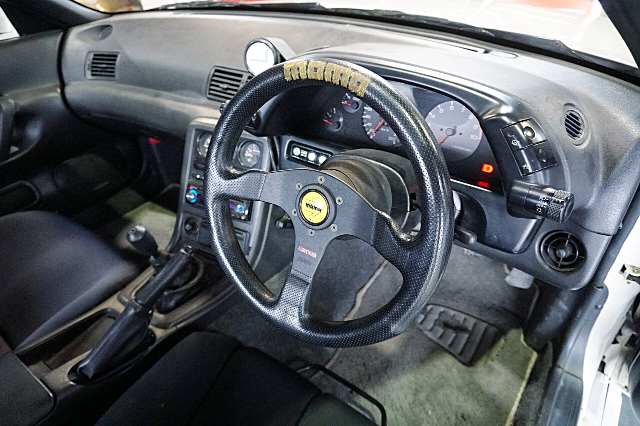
(341, 93), (362, 113)
(323, 107), (344, 132)
(362, 105), (399, 146)
(196, 132), (212, 157)
(244, 39), (277, 75)
(239, 141), (261, 168)
(426, 100), (483, 162)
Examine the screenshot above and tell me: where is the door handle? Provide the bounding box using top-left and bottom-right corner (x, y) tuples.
(0, 97), (15, 163)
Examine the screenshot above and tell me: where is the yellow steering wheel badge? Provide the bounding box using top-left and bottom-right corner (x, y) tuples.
(300, 191), (329, 225)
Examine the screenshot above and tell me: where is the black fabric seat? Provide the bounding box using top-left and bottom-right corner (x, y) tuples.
(97, 332), (377, 426)
(0, 211), (139, 350)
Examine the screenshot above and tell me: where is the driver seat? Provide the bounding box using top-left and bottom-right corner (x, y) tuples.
(96, 332), (376, 426)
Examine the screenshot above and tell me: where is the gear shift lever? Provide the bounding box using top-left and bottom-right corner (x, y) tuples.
(127, 225), (166, 270)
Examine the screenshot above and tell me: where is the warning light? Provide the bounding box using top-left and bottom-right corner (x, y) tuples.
(477, 181), (490, 188)
(481, 164), (494, 173)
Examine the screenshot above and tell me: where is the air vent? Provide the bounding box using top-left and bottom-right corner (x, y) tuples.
(564, 109), (585, 140)
(86, 52), (118, 79)
(539, 231), (586, 272)
(207, 67), (252, 103)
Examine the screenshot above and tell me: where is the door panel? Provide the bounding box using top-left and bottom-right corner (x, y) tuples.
(0, 30), (141, 216)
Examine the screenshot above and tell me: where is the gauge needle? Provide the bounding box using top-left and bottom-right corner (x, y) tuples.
(323, 119), (334, 125)
(370, 119), (385, 136)
(439, 135), (449, 144)
(342, 102), (352, 106)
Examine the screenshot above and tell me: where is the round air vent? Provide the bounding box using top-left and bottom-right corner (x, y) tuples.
(539, 231), (586, 272)
(564, 109), (585, 141)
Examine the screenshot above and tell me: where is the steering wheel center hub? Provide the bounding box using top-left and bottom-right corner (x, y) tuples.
(296, 184), (336, 229)
(299, 190), (329, 225)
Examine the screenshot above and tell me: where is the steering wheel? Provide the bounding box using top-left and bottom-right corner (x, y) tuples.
(205, 58), (454, 347)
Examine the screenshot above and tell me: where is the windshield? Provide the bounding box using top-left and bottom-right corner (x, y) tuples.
(74, 0), (637, 68)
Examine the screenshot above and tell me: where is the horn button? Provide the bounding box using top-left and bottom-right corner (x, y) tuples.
(296, 185), (336, 229)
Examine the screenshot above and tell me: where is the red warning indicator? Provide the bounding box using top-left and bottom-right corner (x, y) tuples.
(481, 164), (494, 174)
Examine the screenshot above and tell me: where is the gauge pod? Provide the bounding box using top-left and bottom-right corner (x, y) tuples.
(244, 38), (295, 76)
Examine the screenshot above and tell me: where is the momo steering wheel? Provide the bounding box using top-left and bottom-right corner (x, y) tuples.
(205, 58), (454, 347)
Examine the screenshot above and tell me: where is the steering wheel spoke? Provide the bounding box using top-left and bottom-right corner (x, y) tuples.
(211, 169), (268, 201)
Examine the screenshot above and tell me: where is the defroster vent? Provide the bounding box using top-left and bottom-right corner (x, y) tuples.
(207, 67), (252, 102)
(86, 52), (119, 79)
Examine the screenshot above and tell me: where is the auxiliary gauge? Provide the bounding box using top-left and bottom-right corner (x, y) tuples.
(323, 107), (344, 132)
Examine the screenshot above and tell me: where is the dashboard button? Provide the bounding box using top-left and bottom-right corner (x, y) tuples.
(502, 124), (534, 151)
(518, 119), (546, 143)
(513, 141), (557, 175)
(502, 118), (547, 152)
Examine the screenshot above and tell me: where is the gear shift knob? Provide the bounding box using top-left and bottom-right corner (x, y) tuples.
(127, 225), (159, 259)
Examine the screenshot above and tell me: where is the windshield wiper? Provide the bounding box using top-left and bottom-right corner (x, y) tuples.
(153, 1), (639, 79)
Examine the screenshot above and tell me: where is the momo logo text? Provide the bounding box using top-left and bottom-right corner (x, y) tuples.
(283, 60), (371, 97)
(299, 190), (329, 225)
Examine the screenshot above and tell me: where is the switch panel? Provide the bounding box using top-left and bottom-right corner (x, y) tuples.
(502, 118), (556, 175)
(288, 142), (331, 167)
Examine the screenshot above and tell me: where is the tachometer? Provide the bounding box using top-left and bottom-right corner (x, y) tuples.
(362, 105), (399, 146)
(426, 101), (483, 162)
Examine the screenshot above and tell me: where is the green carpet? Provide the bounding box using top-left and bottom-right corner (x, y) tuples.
(311, 327), (536, 426)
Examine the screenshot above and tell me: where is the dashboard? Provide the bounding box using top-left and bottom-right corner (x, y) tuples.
(58, 11), (640, 291)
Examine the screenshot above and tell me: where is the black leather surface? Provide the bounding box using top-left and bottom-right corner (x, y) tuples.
(205, 58), (454, 347)
(96, 332), (375, 426)
(0, 211), (139, 350)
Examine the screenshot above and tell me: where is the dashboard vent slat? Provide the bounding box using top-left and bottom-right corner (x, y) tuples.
(564, 109), (585, 140)
(86, 52), (119, 79)
(207, 67), (252, 103)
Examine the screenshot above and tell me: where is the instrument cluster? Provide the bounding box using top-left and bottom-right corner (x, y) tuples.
(316, 81), (502, 192)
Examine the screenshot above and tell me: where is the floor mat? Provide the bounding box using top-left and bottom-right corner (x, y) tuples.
(311, 326), (536, 426)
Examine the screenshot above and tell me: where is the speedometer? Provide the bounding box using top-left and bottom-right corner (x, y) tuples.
(362, 105), (399, 146)
(426, 101), (483, 162)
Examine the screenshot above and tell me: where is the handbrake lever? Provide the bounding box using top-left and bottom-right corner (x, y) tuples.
(76, 248), (194, 381)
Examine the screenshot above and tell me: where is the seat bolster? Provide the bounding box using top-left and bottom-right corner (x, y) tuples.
(0, 211), (139, 349)
(296, 394), (377, 426)
(96, 332), (240, 426)
(189, 346), (321, 426)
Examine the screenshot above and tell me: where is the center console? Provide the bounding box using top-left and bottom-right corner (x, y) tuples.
(172, 117), (294, 281)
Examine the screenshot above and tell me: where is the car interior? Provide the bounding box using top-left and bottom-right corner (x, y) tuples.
(1, 0), (640, 425)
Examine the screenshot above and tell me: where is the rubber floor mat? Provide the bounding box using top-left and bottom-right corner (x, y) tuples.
(415, 305), (501, 366)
